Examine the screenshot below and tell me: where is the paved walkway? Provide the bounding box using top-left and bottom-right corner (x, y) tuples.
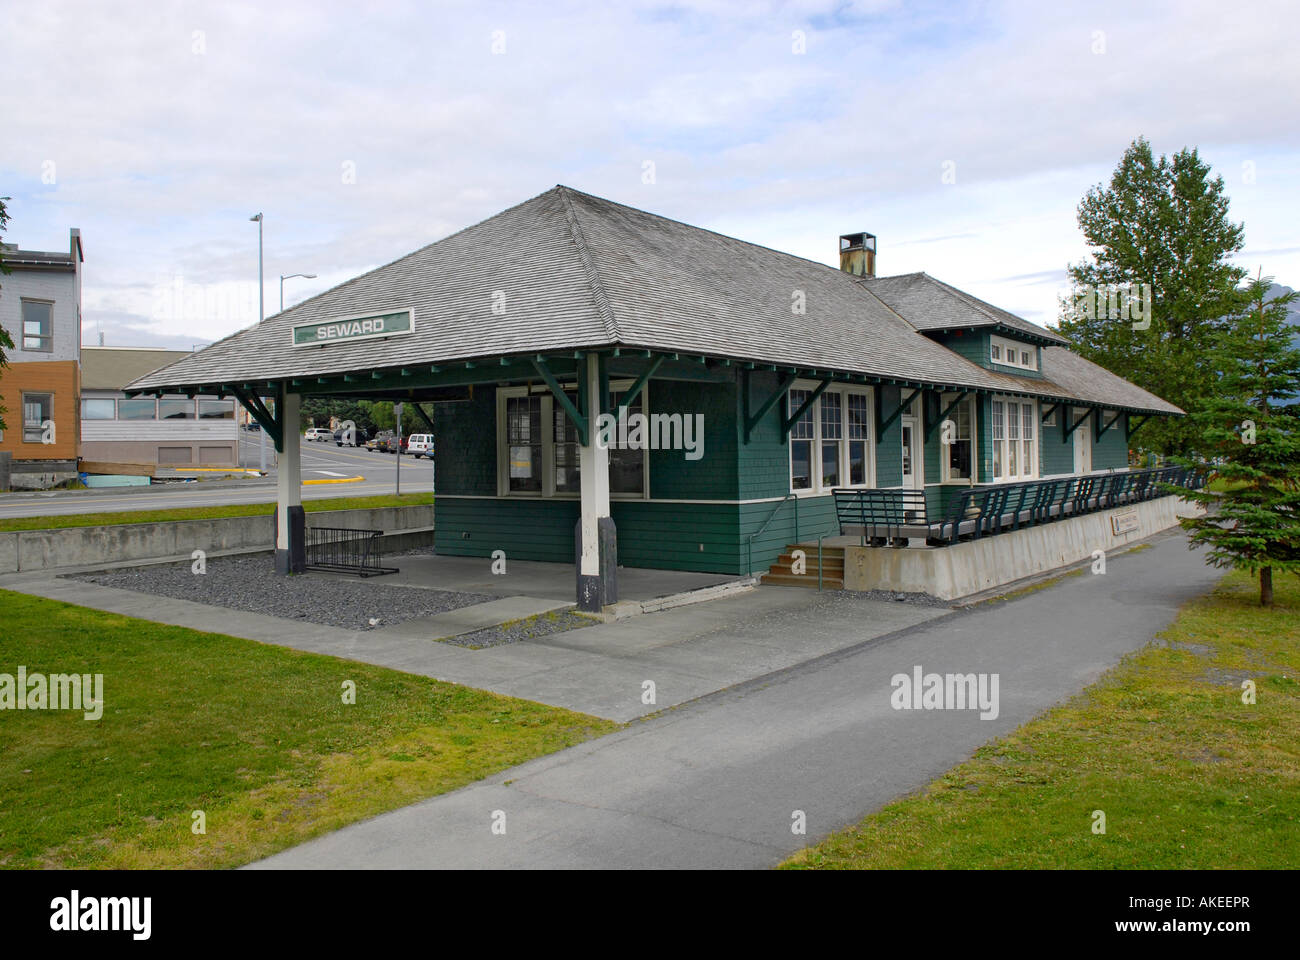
(248, 531), (1222, 868)
(0, 564), (946, 722)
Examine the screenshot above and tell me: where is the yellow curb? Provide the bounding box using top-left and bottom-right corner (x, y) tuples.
(303, 475), (365, 485)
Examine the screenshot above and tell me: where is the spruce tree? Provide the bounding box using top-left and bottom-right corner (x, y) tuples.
(1173, 275), (1300, 605)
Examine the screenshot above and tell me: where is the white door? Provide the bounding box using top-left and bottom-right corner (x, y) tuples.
(901, 416), (924, 490)
(1073, 415), (1092, 474)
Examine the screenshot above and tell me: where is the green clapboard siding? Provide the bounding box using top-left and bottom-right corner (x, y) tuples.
(1039, 407), (1075, 475)
(1093, 410), (1128, 468)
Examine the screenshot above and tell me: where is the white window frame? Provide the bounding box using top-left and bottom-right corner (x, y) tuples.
(495, 379), (649, 499)
(990, 334), (1038, 372)
(990, 394), (1038, 483)
(938, 392), (978, 484)
(787, 381), (875, 495)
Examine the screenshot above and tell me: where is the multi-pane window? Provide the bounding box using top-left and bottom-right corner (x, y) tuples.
(507, 394), (543, 492)
(991, 395), (1036, 481)
(990, 334), (1037, 371)
(991, 400), (1004, 479)
(789, 388), (814, 491)
(23, 393), (52, 442)
(788, 386), (872, 493)
(608, 389), (644, 495)
(21, 301), (53, 352)
(942, 394), (973, 481)
(500, 383), (647, 497)
(820, 391), (841, 487)
(1021, 403), (1035, 474)
(847, 393), (869, 485)
(552, 391), (580, 493)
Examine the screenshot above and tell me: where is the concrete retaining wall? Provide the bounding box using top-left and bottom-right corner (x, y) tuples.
(843, 496), (1197, 601)
(0, 504), (435, 573)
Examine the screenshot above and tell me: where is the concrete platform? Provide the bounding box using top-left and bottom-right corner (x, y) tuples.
(375, 552), (740, 605)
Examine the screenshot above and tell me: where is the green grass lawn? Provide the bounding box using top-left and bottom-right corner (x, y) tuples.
(784, 569), (1300, 869)
(0, 492), (433, 533)
(0, 589), (614, 868)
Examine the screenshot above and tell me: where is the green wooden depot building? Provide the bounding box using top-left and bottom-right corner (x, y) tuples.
(130, 186), (1181, 610)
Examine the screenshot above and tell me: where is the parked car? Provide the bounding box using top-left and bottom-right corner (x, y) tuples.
(407, 433), (434, 458)
(366, 431), (394, 452)
(304, 427), (333, 442)
(384, 433), (409, 455)
(334, 426), (370, 447)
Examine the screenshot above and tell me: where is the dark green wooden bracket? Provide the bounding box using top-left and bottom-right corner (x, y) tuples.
(1097, 409), (1123, 439)
(1127, 415), (1149, 441)
(617, 354), (664, 415)
(781, 379), (831, 440)
(532, 356), (587, 446)
(1041, 402), (1062, 424)
(742, 368), (798, 443)
(877, 387), (922, 442)
(1063, 407), (1090, 440)
(411, 402), (435, 433)
(927, 391), (969, 442)
(230, 385), (282, 449)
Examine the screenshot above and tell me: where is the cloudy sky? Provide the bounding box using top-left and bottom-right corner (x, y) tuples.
(4, 0), (1298, 349)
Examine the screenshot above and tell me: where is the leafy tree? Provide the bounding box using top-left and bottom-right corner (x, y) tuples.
(1058, 137), (1248, 455)
(1173, 275), (1300, 606)
(0, 195), (13, 432)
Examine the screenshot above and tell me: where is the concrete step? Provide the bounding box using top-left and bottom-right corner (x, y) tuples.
(760, 573), (845, 589)
(769, 560), (844, 576)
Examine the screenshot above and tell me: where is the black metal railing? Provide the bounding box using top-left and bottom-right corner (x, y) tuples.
(833, 466), (1205, 548)
(305, 527), (399, 577)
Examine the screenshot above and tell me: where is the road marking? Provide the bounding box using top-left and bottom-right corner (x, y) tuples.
(316, 470), (347, 477)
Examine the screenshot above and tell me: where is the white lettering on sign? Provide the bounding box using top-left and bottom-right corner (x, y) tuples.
(291, 309), (413, 347)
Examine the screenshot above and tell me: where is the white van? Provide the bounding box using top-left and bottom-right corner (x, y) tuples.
(407, 434), (434, 458)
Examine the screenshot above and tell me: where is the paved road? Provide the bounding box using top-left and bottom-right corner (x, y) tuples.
(0, 438), (435, 519)
(252, 531), (1223, 869)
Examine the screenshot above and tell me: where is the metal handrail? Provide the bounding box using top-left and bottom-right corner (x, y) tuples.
(746, 492), (797, 575)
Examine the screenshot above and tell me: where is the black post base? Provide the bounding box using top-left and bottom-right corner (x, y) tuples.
(575, 516), (617, 611)
(273, 504), (306, 574)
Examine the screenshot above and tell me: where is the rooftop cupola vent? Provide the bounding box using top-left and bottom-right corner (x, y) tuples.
(839, 231), (876, 278)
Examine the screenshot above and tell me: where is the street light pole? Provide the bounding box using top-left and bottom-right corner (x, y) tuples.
(250, 213), (265, 473)
(279, 272), (317, 312)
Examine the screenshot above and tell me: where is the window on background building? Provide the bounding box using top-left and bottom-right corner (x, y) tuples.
(942, 394), (973, 481)
(21, 301), (53, 352)
(507, 394), (543, 493)
(81, 397), (116, 420)
(118, 398), (157, 420)
(990, 343), (1001, 361)
(22, 393), (52, 442)
(198, 399), (235, 419)
(788, 385), (873, 493)
(789, 388), (814, 490)
(158, 398), (195, 420)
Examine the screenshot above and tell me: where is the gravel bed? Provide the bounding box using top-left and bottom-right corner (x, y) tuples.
(441, 610), (599, 649)
(69, 554), (495, 632)
(809, 588), (951, 609)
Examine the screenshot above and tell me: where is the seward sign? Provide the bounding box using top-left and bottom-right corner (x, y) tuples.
(292, 308), (414, 347)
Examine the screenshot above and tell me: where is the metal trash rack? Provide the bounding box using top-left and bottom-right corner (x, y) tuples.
(305, 527), (399, 577)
